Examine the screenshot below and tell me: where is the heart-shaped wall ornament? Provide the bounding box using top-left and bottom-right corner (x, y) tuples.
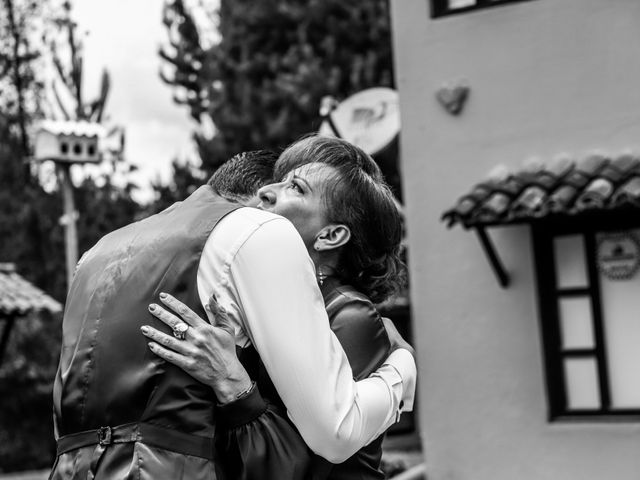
(436, 83), (470, 115)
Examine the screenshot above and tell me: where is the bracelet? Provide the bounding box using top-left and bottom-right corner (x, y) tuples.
(235, 381), (256, 401)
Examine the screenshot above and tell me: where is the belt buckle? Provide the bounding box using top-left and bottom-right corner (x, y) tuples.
(97, 426), (112, 446)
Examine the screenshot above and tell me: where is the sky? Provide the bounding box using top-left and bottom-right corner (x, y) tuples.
(72, 0), (200, 202)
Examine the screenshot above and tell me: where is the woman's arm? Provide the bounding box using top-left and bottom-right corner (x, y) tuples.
(142, 295), (315, 480)
(142, 219), (416, 462)
(142, 294), (252, 403)
(326, 290), (391, 380)
(224, 219), (415, 462)
(215, 384), (313, 480)
(142, 291), (413, 479)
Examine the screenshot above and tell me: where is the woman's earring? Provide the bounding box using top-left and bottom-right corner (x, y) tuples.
(317, 268), (327, 286)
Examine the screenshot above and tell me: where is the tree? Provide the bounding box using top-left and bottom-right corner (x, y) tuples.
(0, 0), (64, 298)
(0, 1), (143, 472)
(47, 1), (111, 123)
(160, 0), (396, 181)
(147, 158), (206, 214)
(0, 0), (47, 175)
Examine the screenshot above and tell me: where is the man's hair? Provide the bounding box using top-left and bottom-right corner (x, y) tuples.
(207, 150), (279, 201)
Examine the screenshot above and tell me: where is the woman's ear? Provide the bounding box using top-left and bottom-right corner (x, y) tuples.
(314, 224), (351, 252)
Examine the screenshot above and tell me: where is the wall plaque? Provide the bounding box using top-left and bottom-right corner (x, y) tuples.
(596, 232), (640, 280)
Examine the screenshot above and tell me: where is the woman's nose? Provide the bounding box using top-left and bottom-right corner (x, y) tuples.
(257, 184), (277, 205)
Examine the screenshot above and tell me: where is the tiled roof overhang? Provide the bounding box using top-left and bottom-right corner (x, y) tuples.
(0, 264), (62, 317)
(442, 153), (640, 229)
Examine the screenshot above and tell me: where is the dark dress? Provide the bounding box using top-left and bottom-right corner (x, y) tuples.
(216, 276), (392, 480)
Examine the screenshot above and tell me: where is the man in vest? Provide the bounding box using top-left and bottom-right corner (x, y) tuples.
(51, 148), (416, 479)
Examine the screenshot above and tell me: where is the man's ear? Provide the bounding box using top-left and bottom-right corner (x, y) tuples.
(314, 224), (351, 252)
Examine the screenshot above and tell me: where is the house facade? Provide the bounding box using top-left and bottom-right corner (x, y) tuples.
(389, 0), (640, 478)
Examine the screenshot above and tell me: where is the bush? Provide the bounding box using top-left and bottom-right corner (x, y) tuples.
(0, 311), (61, 473)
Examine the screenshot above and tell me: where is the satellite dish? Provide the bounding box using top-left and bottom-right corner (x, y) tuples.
(318, 87), (400, 156)
(318, 88), (403, 200)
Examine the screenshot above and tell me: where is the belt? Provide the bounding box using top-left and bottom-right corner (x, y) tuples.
(56, 422), (216, 479)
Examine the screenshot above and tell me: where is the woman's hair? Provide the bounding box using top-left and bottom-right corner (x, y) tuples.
(275, 135), (405, 303)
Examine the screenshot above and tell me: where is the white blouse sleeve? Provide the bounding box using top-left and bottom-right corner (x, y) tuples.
(225, 217), (414, 462)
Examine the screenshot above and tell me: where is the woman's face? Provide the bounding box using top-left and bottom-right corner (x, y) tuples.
(256, 163), (335, 250)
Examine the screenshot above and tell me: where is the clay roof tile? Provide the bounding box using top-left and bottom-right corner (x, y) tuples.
(0, 264), (62, 317)
(443, 151), (640, 228)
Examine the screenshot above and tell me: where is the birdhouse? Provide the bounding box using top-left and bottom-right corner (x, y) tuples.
(33, 120), (106, 164)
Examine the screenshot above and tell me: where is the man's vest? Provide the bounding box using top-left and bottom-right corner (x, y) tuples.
(51, 186), (238, 479)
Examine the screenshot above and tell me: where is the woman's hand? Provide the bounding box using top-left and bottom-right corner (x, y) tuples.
(381, 316), (415, 360)
(141, 292), (252, 404)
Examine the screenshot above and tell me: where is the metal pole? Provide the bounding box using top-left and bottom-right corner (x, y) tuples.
(0, 315), (16, 367)
(58, 164), (78, 289)
(475, 226), (510, 288)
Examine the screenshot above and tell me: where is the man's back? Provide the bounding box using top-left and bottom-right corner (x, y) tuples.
(52, 186), (237, 480)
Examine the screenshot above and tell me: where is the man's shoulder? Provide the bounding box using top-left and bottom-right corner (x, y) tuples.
(218, 207), (295, 236)
(224, 206), (284, 226)
(210, 206), (301, 253)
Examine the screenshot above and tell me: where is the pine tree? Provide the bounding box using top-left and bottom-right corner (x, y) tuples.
(160, 0), (395, 178)
(147, 159), (206, 214)
(0, 2), (143, 471)
(0, 0), (62, 296)
(0, 0), (47, 175)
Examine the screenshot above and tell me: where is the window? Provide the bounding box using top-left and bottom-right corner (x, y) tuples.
(431, 0), (534, 18)
(533, 213), (640, 420)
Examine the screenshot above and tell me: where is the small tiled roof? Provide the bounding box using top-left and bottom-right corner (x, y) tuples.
(0, 263), (62, 317)
(442, 153), (640, 228)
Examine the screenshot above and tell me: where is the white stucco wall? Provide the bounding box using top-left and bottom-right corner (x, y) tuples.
(390, 0), (640, 478)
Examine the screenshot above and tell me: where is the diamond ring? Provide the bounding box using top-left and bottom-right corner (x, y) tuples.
(172, 322), (189, 340)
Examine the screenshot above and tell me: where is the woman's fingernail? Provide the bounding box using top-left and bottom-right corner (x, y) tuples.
(141, 326), (148, 334)
(159, 292), (167, 299)
(148, 304), (156, 311)
(148, 342), (156, 350)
